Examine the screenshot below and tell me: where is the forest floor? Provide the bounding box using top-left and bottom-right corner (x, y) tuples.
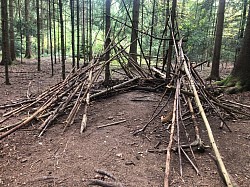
(0, 58), (249, 187)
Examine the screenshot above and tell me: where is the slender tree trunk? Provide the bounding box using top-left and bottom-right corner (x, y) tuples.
(40, 6), (44, 55)
(36, 0), (41, 71)
(64, 7), (67, 61)
(82, 0), (86, 63)
(57, 9), (61, 63)
(129, 0), (140, 65)
(59, 0), (65, 79)
(25, 0), (32, 58)
(1, 0), (11, 84)
(86, 0), (89, 62)
(76, 0), (80, 69)
(104, 0), (111, 86)
(149, 0), (156, 66)
(70, 0), (75, 71)
(18, 0), (23, 63)
(166, 0), (177, 80)
(89, 0), (93, 61)
(9, 0), (16, 61)
(139, 0), (144, 66)
(208, 0), (225, 80)
(53, 0), (57, 64)
(49, 0), (54, 76)
(162, 0), (169, 71)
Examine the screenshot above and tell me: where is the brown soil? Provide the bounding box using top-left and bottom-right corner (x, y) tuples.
(0, 59), (249, 187)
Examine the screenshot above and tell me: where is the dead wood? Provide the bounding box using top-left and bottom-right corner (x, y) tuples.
(97, 120), (126, 129)
(88, 179), (123, 187)
(90, 77), (139, 100)
(181, 41), (233, 186)
(0, 98), (36, 109)
(94, 169), (117, 181)
(192, 60), (208, 69)
(152, 67), (166, 79)
(80, 60), (94, 133)
(164, 83), (178, 187)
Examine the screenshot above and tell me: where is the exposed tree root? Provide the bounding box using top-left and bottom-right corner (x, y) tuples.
(216, 76), (247, 94)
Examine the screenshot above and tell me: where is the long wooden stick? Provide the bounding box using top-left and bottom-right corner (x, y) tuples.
(181, 43), (233, 187)
(164, 83), (178, 187)
(90, 77), (139, 100)
(80, 61), (94, 133)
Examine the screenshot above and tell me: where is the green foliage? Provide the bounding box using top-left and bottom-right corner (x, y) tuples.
(1, 0), (246, 64)
(179, 0), (244, 62)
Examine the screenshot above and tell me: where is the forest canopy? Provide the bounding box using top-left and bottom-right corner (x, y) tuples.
(0, 0), (247, 62)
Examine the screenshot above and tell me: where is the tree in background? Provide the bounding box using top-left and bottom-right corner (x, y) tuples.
(24, 0), (32, 58)
(59, 0), (66, 80)
(36, 0), (41, 71)
(235, 0), (248, 58)
(219, 4), (250, 92)
(70, 0), (75, 70)
(129, 0), (140, 65)
(9, 0), (16, 61)
(1, 0), (11, 84)
(166, 0), (177, 79)
(208, 0), (226, 80)
(104, 0), (111, 86)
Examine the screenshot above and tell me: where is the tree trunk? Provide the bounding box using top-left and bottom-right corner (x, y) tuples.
(70, 0), (76, 71)
(235, 0), (248, 58)
(139, 0), (144, 66)
(89, 0), (93, 61)
(53, 0), (57, 64)
(76, 0), (80, 69)
(1, 0), (11, 84)
(162, 0), (169, 71)
(148, 0), (156, 67)
(208, 0), (225, 80)
(129, 0), (140, 66)
(18, 0), (23, 63)
(25, 0), (32, 58)
(9, 0), (16, 61)
(82, 0), (86, 63)
(49, 0), (54, 76)
(166, 0), (177, 80)
(36, 0), (41, 71)
(59, 0), (66, 80)
(103, 0), (111, 86)
(230, 4), (250, 90)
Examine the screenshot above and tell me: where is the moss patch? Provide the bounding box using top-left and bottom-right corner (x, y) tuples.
(216, 76), (246, 94)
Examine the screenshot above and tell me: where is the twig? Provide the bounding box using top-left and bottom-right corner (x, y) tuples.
(97, 120), (126, 129)
(180, 147), (200, 175)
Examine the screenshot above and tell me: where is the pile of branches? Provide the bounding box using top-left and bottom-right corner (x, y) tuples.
(133, 37), (250, 187)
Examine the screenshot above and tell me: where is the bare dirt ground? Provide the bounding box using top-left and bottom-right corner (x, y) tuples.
(0, 58), (249, 187)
